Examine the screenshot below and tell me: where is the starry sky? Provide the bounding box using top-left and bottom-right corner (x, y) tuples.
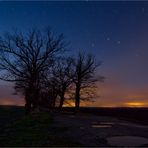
(0, 1), (148, 107)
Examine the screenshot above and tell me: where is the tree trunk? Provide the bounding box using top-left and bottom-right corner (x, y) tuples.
(75, 83), (81, 113)
(59, 94), (64, 110)
(48, 92), (57, 111)
(59, 91), (65, 111)
(52, 94), (57, 109)
(25, 95), (32, 115)
(24, 84), (35, 114)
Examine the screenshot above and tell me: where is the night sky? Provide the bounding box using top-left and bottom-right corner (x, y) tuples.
(0, 1), (148, 107)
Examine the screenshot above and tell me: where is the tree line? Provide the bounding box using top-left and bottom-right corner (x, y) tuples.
(0, 28), (104, 114)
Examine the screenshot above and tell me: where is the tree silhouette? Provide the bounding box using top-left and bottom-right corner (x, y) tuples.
(50, 57), (74, 110)
(40, 72), (60, 110)
(72, 52), (104, 112)
(0, 28), (105, 114)
(0, 29), (66, 114)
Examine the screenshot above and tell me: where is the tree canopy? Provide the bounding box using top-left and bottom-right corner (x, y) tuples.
(0, 28), (104, 114)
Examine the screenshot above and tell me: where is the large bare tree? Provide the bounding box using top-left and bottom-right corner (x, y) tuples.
(0, 29), (66, 114)
(72, 52), (104, 112)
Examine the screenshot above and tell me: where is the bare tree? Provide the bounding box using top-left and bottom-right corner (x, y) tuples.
(0, 28), (66, 114)
(50, 57), (74, 110)
(40, 74), (60, 110)
(72, 52), (104, 112)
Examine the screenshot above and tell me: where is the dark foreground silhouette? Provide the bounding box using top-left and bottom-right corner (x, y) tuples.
(0, 106), (148, 147)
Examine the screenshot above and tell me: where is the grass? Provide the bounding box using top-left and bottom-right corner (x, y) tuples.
(0, 108), (82, 147)
(2, 106), (148, 146)
(0, 112), (53, 146)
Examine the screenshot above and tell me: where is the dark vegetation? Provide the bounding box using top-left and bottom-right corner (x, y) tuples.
(0, 28), (104, 114)
(1, 106), (148, 126)
(0, 105), (24, 128)
(0, 106), (148, 146)
(0, 106), (82, 146)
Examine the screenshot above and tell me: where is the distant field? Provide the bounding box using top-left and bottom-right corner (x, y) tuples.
(0, 105), (25, 128)
(63, 107), (148, 125)
(0, 106), (148, 125)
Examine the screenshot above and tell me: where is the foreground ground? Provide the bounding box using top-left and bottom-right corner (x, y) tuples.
(0, 106), (148, 147)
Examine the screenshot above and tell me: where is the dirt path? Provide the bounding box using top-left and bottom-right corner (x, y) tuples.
(50, 112), (148, 146)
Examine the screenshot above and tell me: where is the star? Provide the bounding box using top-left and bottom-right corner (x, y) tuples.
(117, 41), (121, 44)
(142, 8), (145, 13)
(91, 43), (95, 47)
(106, 37), (110, 41)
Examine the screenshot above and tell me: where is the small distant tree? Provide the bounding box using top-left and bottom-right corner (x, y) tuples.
(0, 28), (66, 114)
(72, 52), (104, 112)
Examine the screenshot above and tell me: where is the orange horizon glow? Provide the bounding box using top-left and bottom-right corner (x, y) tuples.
(125, 102), (146, 107)
(1, 97), (148, 108)
(0, 84), (148, 108)
(0, 98), (24, 106)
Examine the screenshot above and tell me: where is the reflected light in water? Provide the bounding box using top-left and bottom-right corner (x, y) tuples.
(91, 124), (112, 128)
(99, 122), (114, 125)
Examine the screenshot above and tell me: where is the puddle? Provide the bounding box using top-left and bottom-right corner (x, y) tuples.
(107, 136), (148, 146)
(80, 126), (85, 129)
(119, 123), (148, 128)
(91, 122), (114, 128)
(100, 122), (114, 125)
(91, 124), (112, 128)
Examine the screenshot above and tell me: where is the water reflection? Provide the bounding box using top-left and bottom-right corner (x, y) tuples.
(91, 124), (112, 128)
(91, 121), (114, 128)
(100, 122), (114, 125)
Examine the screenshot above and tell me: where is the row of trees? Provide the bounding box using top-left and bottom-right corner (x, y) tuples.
(0, 28), (104, 114)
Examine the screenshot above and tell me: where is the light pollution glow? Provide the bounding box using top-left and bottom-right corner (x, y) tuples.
(125, 102), (146, 107)
(0, 80), (148, 107)
(0, 95), (148, 108)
